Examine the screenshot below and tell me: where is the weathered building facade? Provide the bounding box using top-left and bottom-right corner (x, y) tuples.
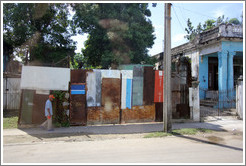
(155, 23), (243, 113)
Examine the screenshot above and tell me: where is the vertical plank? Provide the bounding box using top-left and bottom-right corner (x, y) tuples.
(143, 66), (155, 105)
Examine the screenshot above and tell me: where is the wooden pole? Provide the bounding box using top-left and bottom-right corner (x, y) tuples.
(163, 3), (172, 133)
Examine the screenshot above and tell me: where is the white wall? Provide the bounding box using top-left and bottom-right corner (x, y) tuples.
(20, 66), (70, 91)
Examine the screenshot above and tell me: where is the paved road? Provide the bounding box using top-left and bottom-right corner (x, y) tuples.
(3, 117), (244, 164)
(3, 134), (243, 163)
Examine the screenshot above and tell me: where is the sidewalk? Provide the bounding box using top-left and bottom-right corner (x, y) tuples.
(3, 116), (243, 137)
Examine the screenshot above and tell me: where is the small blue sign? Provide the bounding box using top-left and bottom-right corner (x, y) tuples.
(71, 85), (85, 95)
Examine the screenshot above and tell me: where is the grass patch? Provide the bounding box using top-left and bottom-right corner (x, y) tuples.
(144, 128), (213, 138)
(3, 116), (18, 129)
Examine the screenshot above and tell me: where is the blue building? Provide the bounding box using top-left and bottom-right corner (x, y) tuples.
(157, 23), (243, 109)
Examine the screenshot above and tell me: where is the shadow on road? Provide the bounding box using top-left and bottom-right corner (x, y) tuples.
(172, 132), (243, 152)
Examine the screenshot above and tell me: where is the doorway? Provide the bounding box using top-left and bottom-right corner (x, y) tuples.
(208, 57), (218, 90)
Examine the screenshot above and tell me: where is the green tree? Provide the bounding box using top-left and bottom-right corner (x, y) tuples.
(71, 3), (155, 69)
(3, 3), (76, 66)
(184, 15), (240, 41)
(229, 18), (240, 25)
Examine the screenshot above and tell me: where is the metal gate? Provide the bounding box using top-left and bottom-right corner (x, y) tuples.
(70, 83), (87, 125)
(3, 77), (21, 110)
(200, 87), (236, 117)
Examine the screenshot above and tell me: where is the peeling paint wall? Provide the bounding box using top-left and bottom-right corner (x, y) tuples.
(121, 70), (133, 109)
(86, 70), (101, 107)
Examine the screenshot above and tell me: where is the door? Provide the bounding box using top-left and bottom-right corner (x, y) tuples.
(70, 83), (87, 125)
(208, 57), (218, 90)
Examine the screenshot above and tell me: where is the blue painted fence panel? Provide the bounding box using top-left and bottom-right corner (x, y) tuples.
(126, 79), (132, 109)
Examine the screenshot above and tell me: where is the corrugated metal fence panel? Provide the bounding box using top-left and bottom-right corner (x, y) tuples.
(121, 70), (133, 109)
(70, 69), (88, 83)
(86, 70), (101, 107)
(143, 67), (155, 105)
(154, 70), (164, 102)
(32, 93), (49, 124)
(70, 83), (87, 125)
(21, 66), (70, 91)
(3, 78), (21, 110)
(132, 66), (143, 106)
(101, 78), (121, 107)
(20, 90), (34, 124)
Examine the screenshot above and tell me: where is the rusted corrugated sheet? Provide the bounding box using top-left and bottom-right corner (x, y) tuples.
(122, 105), (155, 123)
(143, 67), (155, 105)
(86, 70), (101, 107)
(19, 90), (35, 124)
(70, 69), (88, 83)
(154, 70), (164, 102)
(32, 93), (48, 124)
(87, 107), (120, 125)
(70, 83), (87, 125)
(132, 66), (143, 106)
(101, 78), (121, 107)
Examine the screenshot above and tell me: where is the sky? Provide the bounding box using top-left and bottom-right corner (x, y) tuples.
(71, 1), (244, 56)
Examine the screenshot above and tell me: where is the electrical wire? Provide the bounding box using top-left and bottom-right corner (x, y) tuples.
(173, 4), (217, 20)
(172, 5), (187, 35)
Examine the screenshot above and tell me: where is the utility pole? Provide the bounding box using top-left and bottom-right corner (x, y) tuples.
(163, 3), (172, 133)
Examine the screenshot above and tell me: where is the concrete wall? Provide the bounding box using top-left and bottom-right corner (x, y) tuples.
(236, 80), (243, 119)
(184, 50), (199, 78)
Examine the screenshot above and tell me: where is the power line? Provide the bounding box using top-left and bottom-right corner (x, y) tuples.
(173, 5), (217, 20)
(172, 5), (187, 35)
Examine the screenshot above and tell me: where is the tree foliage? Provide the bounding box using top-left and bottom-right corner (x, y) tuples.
(3, 3), (76, 66)
(71, 3), (156, 69)
(185, 15), (241, 41)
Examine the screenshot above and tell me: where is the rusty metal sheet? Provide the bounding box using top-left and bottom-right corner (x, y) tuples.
(154, 70), (164, 102)
(32, 93), (49, 124)
(87, 106), (120, 125)
(143, 67), (155, 105)
(70, 69), (89, 83)
(86, 70), (101, 107)
(101, 78), (121, 107)
(70, 83), (87, 125)
(19, 90), (35, 124)
(121, 105), (155, 123)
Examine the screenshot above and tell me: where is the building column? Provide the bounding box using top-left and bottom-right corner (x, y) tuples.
(218, 51), (228, 108)
(228, 51), (235, 99)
